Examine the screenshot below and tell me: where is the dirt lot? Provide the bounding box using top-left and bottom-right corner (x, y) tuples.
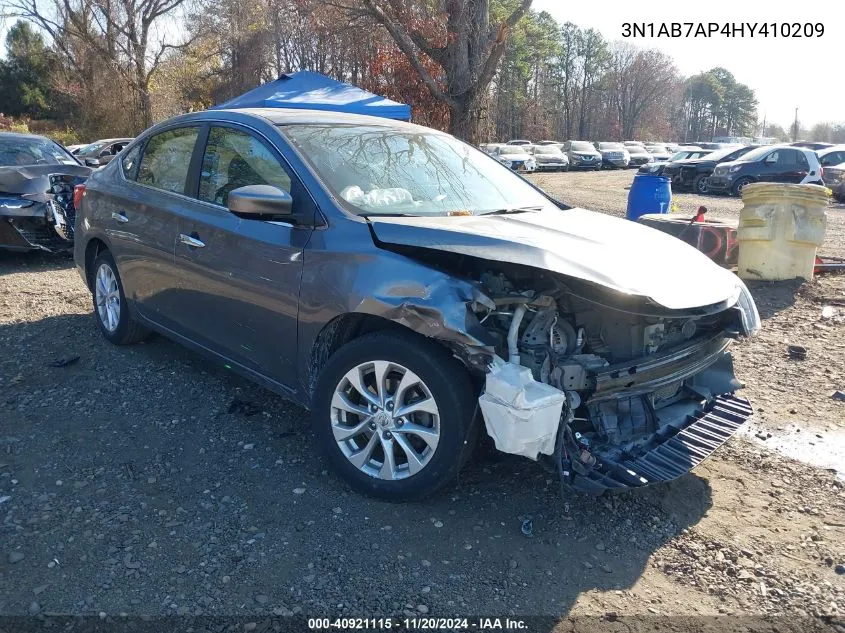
(1, 170), (844, 630)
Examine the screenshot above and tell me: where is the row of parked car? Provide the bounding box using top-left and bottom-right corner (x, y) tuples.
(479, 139), (682, 172)
(650, 141), (845, 199)
(480, 137), (845, 201)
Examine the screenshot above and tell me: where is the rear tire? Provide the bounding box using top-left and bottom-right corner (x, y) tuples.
(311, 331), (477, 501)
(91, 250), (148, 345)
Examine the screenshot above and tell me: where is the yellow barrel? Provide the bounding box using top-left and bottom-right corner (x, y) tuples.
(737, 183), (828, 281)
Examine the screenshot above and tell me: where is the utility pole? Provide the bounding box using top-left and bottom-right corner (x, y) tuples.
(792, 107), (799, 142)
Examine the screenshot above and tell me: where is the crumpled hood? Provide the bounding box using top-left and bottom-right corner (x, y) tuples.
(369, 208), (742, 310)
(0, 164), (92, 195)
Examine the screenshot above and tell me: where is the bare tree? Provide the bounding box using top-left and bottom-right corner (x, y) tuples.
(608, 43), (676, 140)
(329, 0), (532, 142)
(6, 0), (194, 129)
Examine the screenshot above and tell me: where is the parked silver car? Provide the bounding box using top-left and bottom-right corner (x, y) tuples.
(76, 137), (134, 168)
(563, 140), (602, 170)
(531, 145), (569, 171)
(595, 142), (630, 169)
(624, 142), (655, 167)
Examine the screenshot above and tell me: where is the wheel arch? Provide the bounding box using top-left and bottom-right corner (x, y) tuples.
(83, 237), (110, 291)
(304, 311), (487, 407)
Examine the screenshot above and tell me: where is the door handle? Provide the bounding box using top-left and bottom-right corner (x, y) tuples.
(111, 211), (129, 223)
(179, 233), (205, 248)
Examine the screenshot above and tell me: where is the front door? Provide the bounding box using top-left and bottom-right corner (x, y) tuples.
(169, 124), (314, 390)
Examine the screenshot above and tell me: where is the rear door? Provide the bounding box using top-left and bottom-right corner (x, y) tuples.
(169, 123), (315, 390)
(96, 126), (201, 325)
(773, 149), (810, 183)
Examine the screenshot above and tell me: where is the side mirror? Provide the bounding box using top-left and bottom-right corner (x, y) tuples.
(227, 185), (293, 220)
(84, 158), (100, 167)
(98, 154), (115, 165)
(765, 155), (777, 164)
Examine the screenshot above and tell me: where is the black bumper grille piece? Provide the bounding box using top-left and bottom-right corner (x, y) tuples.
(572, 394), (752, 494)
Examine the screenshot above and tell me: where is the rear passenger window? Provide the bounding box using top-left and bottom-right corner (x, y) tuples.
(121, 145), (141, 180)
(137, 127), (200, 194)
(821, 152), (845, 166)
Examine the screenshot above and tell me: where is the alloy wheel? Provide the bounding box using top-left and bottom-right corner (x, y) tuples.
(330, 360), (441, 481)
(95, 263), (120, 332)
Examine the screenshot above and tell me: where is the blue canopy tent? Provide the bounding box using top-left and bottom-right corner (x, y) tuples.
(212, 71), (411, 121)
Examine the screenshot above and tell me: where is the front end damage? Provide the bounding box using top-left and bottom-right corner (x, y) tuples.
(0, 169), (89, 253)
(467, 265), (759, 494)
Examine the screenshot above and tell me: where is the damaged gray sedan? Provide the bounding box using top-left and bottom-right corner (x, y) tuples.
(0, 132), (91, 252)
(74, 109), (760, 500)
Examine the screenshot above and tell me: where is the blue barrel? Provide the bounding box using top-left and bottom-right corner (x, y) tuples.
(626, 174), (672, 221)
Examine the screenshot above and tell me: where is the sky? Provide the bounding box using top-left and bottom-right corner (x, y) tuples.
(2, 1), (840, 128)
(532, 0), (842, 129)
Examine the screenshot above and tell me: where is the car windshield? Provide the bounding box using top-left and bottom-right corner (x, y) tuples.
(598, 143), (623, 150)
(570, 142), (593, 152)
(533, 146), (561, 154)
(500, 146), (529, 155)
(738, 146), (782, 162)
(282, 124), (555, 217)
(669, 151), (690, 161)
(0, 136), (79, 167)
(699, 146), (750, 162)
(76, 142), (108, 158)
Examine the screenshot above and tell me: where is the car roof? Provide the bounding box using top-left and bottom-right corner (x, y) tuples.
(90, 137), (134, 143)
(155, 108), (439, 136)
(0, 131), (53, 142)
(818, 144), (845, 155)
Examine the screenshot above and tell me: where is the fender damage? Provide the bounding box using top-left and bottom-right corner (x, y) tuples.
(366, 208), (761, 493)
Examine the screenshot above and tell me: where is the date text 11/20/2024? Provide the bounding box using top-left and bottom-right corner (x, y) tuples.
(308, 617), (528, 630)
(622, 22), (824, 38)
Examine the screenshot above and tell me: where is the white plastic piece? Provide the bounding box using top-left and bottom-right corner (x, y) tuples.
(339, 185), (415, 208)
(507, 304), (527, 365)
(478, 358), (565, 460)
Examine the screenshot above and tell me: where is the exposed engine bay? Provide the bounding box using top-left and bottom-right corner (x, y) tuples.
(0, 166), (90, 253)
(470, 263), (759, 494)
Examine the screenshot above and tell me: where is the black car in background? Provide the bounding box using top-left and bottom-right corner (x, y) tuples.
(0, 132), (92, 252)
(662, 145), (758, 194)
(707, 146), (823, 196)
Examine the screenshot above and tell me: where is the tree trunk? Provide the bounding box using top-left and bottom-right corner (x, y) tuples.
(138, 86), (153, 129)
(448, 94), (479, 144)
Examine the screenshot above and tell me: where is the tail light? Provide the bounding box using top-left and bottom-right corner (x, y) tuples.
(73, 184), (86, 210)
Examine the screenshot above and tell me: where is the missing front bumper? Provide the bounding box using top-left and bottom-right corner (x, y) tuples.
(570, 393), (752, 494)
(0, 201), (75, 253)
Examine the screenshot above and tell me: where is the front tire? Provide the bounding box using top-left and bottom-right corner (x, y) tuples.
(694, 174), (711, 195)
(732, 176), (753, 197)
(311, 331), (477, 501)
(91, 250), (148, 345)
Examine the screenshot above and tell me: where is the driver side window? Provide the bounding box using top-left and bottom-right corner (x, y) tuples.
(198, 126), (291, 208)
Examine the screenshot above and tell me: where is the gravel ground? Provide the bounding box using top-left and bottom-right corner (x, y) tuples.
(1, 172), (844, 629)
